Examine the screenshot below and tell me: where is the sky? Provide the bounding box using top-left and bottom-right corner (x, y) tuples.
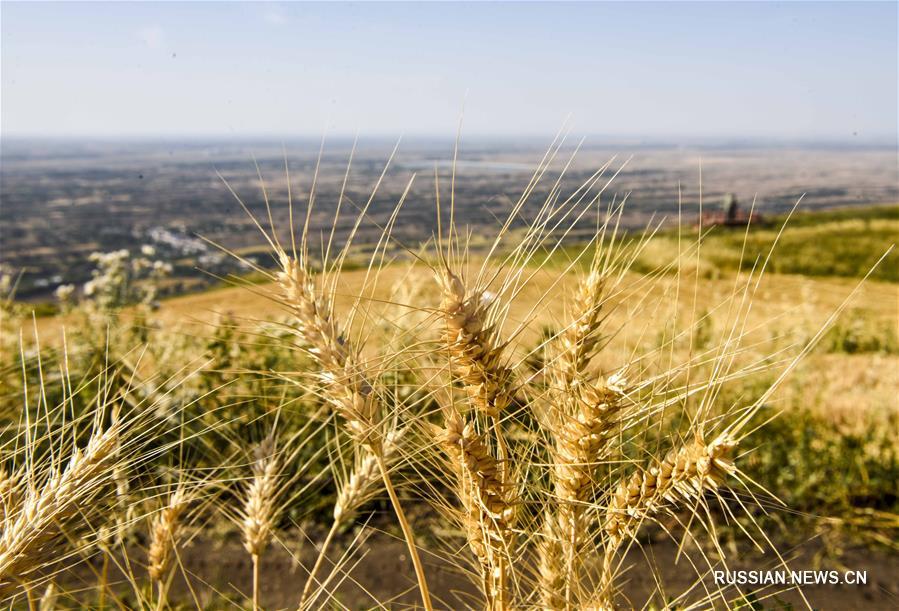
(1, 1), (896, 142)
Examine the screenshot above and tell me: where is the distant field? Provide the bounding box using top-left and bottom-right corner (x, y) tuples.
(630, 204), (899, 282)
(3, 139), (898, 299)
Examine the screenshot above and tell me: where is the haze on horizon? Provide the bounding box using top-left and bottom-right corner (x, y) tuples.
(1, 1), (897, 144)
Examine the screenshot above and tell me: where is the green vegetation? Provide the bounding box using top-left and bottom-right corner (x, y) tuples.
(633, 205), (899, 282)
(706, 205), (898, 281)
(824, 308), (899, 354)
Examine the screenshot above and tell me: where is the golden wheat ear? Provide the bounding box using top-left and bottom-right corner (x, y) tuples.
(0, 343), (199, 602)
(300, 425), (408, 609)
(147, 485), (191, 595)
(0, 417), (119, 598)
(436, 407), (518, 611)
(210, 410), (331, 610)
(534, 218), (641, 609)
(239, 148), (436, 611)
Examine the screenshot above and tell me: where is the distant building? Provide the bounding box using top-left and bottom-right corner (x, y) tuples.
(700, 193), (763, 227)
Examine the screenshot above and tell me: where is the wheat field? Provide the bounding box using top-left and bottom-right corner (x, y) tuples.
(2, 147), (897, 610)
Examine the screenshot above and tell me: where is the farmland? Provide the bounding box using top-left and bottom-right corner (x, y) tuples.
(2, 139), (897, 299)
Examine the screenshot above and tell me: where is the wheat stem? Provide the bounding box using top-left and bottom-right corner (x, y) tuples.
(299, 519), (340, 609)
(98, 552), (109, 610)
(374, 451), (433, 611)
(252, 553), (260, 611)
(154, 579), (166, 611)
(278, 252), (432, 610)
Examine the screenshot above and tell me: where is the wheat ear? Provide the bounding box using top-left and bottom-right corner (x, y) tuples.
(332, 427), (405, 525)
(598, 434), (737, 606)
(147, 487), (189, 610)
(540, 265), (623, 609)
(557, 268), (607, 384)
(277, 250), (433, 611)
(438, 268), (515, 418)
(441, 413), (516, 610)
(437, 266), (520, 608)
(277, 251), (378, 444)
(38, 581), (57, 611)
(241, 437), (279, 611)
(0, 426), (118, 596)
(301, 428), (405, 607)
(540, 376), (626, 607)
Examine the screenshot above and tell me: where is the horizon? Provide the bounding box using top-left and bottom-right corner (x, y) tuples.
(2, 1), (896, 143)
(2, 132), (896, 150)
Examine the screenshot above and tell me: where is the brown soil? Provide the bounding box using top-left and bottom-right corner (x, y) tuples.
(55, 532), (898, 610)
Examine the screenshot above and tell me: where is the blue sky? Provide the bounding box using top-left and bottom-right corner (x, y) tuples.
(1, 1), (896, 141)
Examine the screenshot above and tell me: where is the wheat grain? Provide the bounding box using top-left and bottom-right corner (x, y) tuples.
(242, 437), (279, 558)
(437, 268), (514, 418)
(147, 488), (189, 587)
(441, 412), (516, 610)
(0, 468), (19, 524)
